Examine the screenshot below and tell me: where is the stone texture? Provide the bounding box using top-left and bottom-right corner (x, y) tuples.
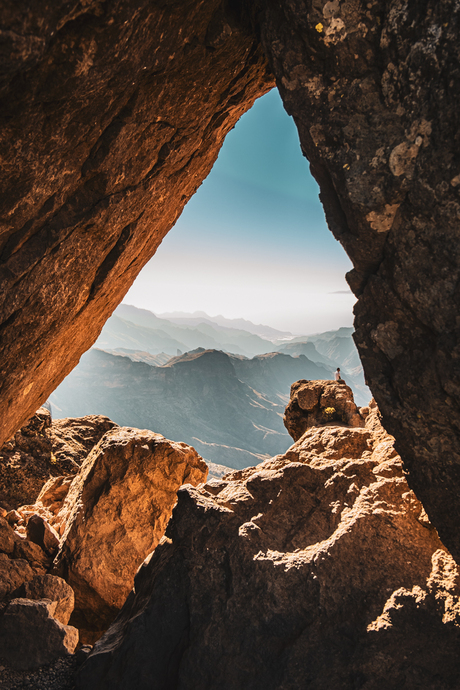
(0, 554), (34, 600)
(0, 0), (273, 448)
(0, 409), (118, 509)
(53, 426), (208, 640)
(284, 379), (364, 441)
(26, 513), (60, 556)
(16, 574), (75, 625)
(0, 598), (78, 671)
(47, 415), (118, 465)
(13, 538), (51, 570)
(0, 516), (17, 555)
(0, 513), (52, 596)
(250, 0), (460, 561)
(78, 409), (460, 689)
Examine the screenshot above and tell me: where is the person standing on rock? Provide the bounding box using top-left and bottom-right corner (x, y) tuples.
(335, 368), (345, 384)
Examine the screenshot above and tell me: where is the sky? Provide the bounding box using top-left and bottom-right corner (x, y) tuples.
(124, 88), (355, 335)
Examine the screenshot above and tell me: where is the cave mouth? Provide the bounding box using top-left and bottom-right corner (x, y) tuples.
(2, 0), (460, 566)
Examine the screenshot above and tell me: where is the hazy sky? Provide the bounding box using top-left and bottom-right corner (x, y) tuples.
(125, 89), (354, 335)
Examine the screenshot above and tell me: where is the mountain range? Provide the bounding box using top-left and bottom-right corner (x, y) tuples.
(50, 305), (371, 469)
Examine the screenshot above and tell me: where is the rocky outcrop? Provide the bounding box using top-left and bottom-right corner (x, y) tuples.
(77, 406), (460, 689)
(53, 427), (208, 642)
(1, 0), (460, 594)
(0, 414), (209, 661)
(0, 598), (78, 671)
(284, 379), (365, 441)
(0, 1), (273, 448)
(0, 407), (117, 509)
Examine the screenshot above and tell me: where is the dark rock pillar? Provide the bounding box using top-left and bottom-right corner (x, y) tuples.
(253, 0), (460, 558)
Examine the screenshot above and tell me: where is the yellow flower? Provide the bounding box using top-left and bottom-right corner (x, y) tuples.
(315, 23), (324, 33)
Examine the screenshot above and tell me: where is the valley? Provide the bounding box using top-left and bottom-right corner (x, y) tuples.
(50, 306), (370, 469)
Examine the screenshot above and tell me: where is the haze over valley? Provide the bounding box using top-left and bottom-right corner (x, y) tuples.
(50, 304), (370, 470)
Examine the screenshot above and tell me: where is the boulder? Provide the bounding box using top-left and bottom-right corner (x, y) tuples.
(0, 410), (119, 510)
(0, 516), (16, 555)
(0, 598), (78, 671)
(26, 514), (60, 556)
(284, 379), (365, 441)
(5, 511), (21, 526)
(47, 416), (118, 466)
(12, 538), (51, 570)
(78, 408), (460, 690)
(0, 554), (34, 600)
(54, 427), (208, 640)
(16, 574), (74, 625)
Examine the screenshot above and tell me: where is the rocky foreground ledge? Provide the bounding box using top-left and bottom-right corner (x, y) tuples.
(0, 411), (208, 675)
(78, 389), (460, 690)
(2, 383), (460, 688)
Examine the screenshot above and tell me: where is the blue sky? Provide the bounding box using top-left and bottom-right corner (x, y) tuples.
(125, 89), (354, 335)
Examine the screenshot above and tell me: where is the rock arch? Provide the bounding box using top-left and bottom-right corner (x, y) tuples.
(1, 0), (460, 559)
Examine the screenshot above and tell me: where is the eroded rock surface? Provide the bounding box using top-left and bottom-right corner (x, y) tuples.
(78, 407), (460, 689)
(0, 0), (273, 446)
(0, 407), (117, 509)
(284, 379), (364, 441)
(0, 598), (78, 671)
(15, 574), (75, 625)
(53, 427), (208, 641)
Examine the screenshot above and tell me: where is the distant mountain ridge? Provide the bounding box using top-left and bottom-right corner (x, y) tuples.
(51, 306), (371, 468)
(50, 347), (306, 469)
(99, 305), (278, 358)
(156, 309), (293, 340)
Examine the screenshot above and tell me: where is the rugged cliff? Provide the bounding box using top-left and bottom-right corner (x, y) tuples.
(78, 396), (460, 689)
(252, 0), (460, 561)
(0, 1), (460, 574)
(0, 0), (273, 446)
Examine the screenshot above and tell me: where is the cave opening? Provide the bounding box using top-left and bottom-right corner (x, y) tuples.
(123, 88), (355, 336)
(48, 88), (371, 468)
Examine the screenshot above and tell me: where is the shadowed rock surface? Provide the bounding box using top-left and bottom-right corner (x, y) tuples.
(0, 598), (78, 671)
(15, 574), (75, 625)
(52, 427), (208, 643)
(77, 406), (460, 690)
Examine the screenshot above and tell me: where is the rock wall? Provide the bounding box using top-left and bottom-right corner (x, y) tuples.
(1, 1), (460, 562)
(77, 406), (460, 689)
(252, 0), (460, 561)
(0, 0), (273, 445)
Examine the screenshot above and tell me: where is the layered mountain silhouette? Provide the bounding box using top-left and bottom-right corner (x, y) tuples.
(50, 305), (371, 469)
(98, 304), (278, 358)
(50, 347), (332, 469)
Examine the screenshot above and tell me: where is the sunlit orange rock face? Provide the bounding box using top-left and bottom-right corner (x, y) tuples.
(1, 0), (460, 566)
(0, 1), (273, 447)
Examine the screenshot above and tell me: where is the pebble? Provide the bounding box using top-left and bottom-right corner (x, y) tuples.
(0, 655), (77, 690)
